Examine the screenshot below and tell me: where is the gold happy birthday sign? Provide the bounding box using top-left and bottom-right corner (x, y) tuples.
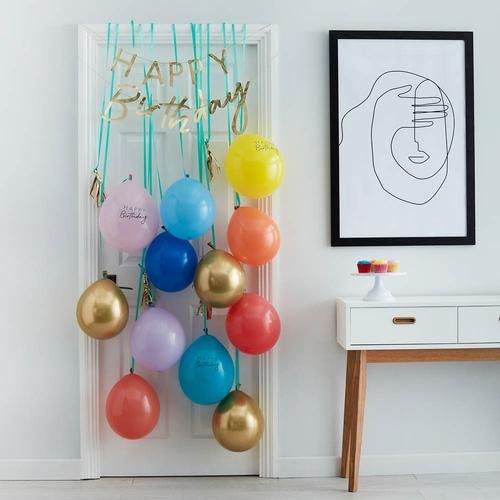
(103, 48), (250, 135)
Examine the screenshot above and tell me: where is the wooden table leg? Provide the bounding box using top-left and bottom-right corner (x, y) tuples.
(348, 350), (367, 493)
(340, 351), (356, 478)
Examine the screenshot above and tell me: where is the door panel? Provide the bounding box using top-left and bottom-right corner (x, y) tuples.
(96, 27), (259, 476)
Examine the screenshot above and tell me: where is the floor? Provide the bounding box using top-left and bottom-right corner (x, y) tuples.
(2, 473), (500, 500)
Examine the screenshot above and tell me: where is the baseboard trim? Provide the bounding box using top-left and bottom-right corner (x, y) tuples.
(0, 459), (81, 480)
(279, 452), (500, 478)
(3, 454), (500, 480)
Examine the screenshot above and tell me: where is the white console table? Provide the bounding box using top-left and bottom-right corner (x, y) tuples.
(337, 296), (500, 492)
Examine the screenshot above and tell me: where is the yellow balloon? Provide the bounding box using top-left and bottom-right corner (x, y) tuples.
(76, 278), (129, 340)
(212, 389), (264, 452)
(225, 134), (284, 199)
(194, 250), (245, 308)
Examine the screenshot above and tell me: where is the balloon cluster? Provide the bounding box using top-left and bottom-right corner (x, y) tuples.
(76, 134), (283, 451)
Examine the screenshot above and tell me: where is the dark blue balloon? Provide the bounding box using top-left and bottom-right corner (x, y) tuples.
(178, 335), (234, 405)
(145, 231), (197, 292)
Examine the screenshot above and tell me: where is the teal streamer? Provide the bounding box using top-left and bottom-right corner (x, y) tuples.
(231, 24), (239, 87)
(240, 24), (247, 129)
(156, 159), (163, 200)
(206, 23), (212, 142)
(132, 252), (146, 373)
(100, 23), (119, 204)
(235, 349), (240, 390)
(230, 24), (242, 207)
(130, 20), (138, 374)
(202, 23), (217, 248)
(222, 22), (232, 147)
(190, 23), (204, 183)
(148, 23), (154, 195)
(134, 258), (145, 322)
(138, 24), (148, 190)
(172, 24), (188, 177)
(203, 304), (208, 333)
(195, 24), (216, 332)
(198, 24), (203, 92)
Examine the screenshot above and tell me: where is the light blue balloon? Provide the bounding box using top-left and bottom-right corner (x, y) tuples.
(178, 334), (234, 405)
(161, 177), (216, 240)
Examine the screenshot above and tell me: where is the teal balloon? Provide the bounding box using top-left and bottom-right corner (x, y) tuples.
(178, 334), (234, 405)
(161, 177), (216, 240)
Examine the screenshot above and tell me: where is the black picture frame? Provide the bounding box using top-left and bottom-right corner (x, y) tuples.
(329, 31), (475, 247)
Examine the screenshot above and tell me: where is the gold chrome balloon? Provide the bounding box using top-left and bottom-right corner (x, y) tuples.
(194, 250), (245, 308)
(76, 278), (129, 339)
(212, 389), (264, 452)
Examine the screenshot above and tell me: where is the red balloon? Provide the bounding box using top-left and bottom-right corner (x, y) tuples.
(105, 373), (160, 439)
(226, 293), (280, 355)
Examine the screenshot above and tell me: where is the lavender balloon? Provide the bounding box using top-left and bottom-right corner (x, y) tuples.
(99, 180), (160, 253)
(130, 307), (186, 371)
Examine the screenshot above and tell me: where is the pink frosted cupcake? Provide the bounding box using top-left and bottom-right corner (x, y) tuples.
(373, 260), (388, 273)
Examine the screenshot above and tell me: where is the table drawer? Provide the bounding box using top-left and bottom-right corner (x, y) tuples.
(350, 307), (457, 345)
(459, 306), (500, 343)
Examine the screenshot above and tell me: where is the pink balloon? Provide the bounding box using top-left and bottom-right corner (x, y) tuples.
(130, 307), (186, 371)
(99, 181), (160, 253)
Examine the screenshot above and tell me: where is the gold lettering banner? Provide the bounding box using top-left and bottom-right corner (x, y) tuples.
(103, 46), (250, 135)
(112, 48), (228, 87)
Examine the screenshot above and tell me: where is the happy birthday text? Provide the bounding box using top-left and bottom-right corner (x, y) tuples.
(103, 48), (250, 135)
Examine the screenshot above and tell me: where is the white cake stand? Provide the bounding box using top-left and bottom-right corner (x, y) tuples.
(351, 272), (407, 302)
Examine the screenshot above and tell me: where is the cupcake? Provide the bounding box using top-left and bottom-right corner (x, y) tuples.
(370, 259), (376, 272)
(373, 259), (388, 273)
(357, 260), (372, 273)
(388, 259), (400, 272)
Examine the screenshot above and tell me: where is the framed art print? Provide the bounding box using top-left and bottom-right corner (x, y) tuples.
(329, 31), (475, 246)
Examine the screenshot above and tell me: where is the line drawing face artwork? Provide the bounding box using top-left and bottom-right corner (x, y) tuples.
(339, 70), (455, 205)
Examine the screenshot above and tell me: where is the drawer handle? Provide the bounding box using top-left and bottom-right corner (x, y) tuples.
(393, 317), (416, 325)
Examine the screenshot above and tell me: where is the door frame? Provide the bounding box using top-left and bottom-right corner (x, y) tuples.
(78, 23), (280, 479)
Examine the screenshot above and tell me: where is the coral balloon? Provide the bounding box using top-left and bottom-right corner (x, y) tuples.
(105, 373), (160, 439)
(178, 334), (234, 405)
(130, 307), (186, 371)
(194, 250), (246, 308)
(226, 293), (280, 355)
(227, 207), (280, 265)
(98, 180), (160, 253)
(225, 134), (284, 199)
(161, 177), (216, 240)
(76, 278), (129, 340)
(145, 231), (198, 292)
(213, 389), (264, 452)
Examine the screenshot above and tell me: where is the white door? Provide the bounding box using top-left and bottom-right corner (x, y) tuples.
(94, 24), (261, 476)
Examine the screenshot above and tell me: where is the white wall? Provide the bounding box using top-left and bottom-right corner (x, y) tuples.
(2, 0), (500, 479)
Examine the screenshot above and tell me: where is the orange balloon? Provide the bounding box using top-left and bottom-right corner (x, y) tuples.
(227, 207), (280, 266)
(105, 373), (160, 440)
